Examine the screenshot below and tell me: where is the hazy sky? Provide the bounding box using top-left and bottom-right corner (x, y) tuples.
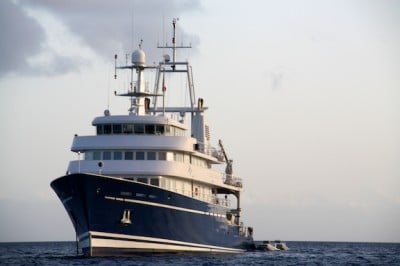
(0, 0), (399, 243)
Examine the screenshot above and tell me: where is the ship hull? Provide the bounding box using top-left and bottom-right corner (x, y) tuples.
(51, 173), (253, 256)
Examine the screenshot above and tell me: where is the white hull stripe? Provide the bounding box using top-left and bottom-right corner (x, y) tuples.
(80, 231), (244, 253)
(92, 238), (241, 253)
(105, 195), (225, 218)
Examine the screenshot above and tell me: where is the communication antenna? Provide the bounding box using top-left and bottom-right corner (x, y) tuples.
(130, 0), (135, 50)
(172, 18), (178, 70)
(157, 18), (191, 71)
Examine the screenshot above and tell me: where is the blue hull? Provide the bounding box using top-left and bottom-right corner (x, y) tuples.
(51, 173), (254, 255)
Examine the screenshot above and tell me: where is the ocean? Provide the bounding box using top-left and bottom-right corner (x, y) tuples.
(0, 241), (399, 265)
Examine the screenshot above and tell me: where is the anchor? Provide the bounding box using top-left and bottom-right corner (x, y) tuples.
(120, 209), (132, 225)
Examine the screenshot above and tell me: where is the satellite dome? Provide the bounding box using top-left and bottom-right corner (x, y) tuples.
(163, 54), (170, 62)
(131, 49), (146, 67)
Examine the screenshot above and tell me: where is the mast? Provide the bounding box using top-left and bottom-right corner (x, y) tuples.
(156, 18), (194, 110)
(114, 42), (159, 115)
(172, 18), (177, 71)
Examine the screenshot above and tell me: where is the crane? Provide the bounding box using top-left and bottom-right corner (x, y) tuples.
(218, 139), (234, 185)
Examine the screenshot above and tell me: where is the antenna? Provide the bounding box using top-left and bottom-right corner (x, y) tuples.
(130, 0), (135, 50)
(114, 54), (117, 79)
(172, 18), (178, 70)
(157, 18), (191, 71)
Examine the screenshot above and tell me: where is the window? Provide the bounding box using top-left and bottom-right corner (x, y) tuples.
(137, 177), (147, 184)
(125, 151), (133, 160)
(93, 151), (101, 160)
(158, 152), (166, 160)
(136, 151), (145, 160)
(113, 124), (122, 134)
(103, 151), (111, 160)
(165, 125), (171, 136)
(123, 124), (133, 134)
(114, 151), (122, 160)
(85, 150), (174, 161)
(155, 125), (164, 135)
(174, 152), (184, 162)
(184, 154), (190, 163)
(150, 178), (160, 186)
(96, 125), (103, 135)
(175, 128), (184, 136)
(103, 124), (112, 134)
(134, 124), (144, 134)
(147, 152), (156, 160)
(145, 124), (155, 134)
(85, 152), (93, 160)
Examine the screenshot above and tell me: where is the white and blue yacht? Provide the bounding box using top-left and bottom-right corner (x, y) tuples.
(51, 20), (254, 256)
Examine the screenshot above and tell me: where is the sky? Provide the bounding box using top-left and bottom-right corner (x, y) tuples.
(0, 0), (399, 243)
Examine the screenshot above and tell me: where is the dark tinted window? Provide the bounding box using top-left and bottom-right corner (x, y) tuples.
(137, 178), (147, 184)
(96, 125), (103, 135)
(103, 124), (112, 134)
(155, 125), (164, 135)
(145, 124), (155, 134)
(147, 152), (156, 160)
(136, 151), (145, 160)
(113, 124), (122, 134)
(123, 124), (133, 134)
(93, 152), (101, 160)
(150, 178), (159, 186)
(134, 124), (144, 134)
(158, 152), (166, 160)
(114, 151), (122, 160)
(125, 151), (133, 160)
(103, 151), (111, 160)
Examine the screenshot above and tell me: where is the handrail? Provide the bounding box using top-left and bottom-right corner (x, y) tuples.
(222, 174), (243, 188)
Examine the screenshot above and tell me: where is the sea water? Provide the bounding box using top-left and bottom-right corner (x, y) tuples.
(0, 241), (399, 265)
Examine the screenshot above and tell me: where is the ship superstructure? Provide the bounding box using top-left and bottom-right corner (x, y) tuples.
(51, 20), (254, 256)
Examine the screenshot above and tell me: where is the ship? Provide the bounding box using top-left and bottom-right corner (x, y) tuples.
(51, 19), (255, 256)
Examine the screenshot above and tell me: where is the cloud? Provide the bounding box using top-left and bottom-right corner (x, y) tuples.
(0, 0), (45, 77)
(0, 0), (202, 78)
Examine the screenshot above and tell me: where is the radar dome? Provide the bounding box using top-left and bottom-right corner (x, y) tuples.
(131, 49), (146, 67)
(163, 54), (170, 62)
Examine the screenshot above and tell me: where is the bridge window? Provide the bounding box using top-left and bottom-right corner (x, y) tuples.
(155, 125), (164, 135)
(134, 124), (145, 134)
(96, 125), (103, 135)
(123, 124), (133, 134)
(145, 124), (155, 134)
(103, 124), (112, 134)
(96, 123), (184, 136)
(113, 124), (122, 134)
